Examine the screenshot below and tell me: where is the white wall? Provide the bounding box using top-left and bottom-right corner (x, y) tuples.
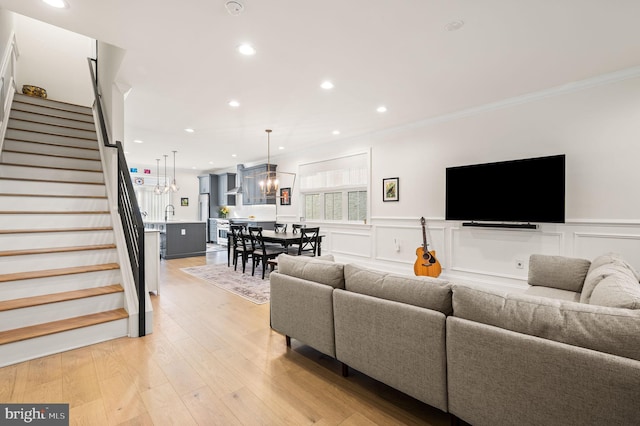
(14, 14), (93, 106)
(0, 9), (14, 63)
(272, 71), (640, 291)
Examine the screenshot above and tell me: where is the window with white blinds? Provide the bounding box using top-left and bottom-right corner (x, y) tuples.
(299, 152), (369, 222)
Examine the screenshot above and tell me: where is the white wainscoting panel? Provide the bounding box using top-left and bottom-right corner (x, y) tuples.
(573, 232), (640, 269)
(329, 230), (372, 258)
(449, 227), (564, 281)
(375, 224), (446, 267)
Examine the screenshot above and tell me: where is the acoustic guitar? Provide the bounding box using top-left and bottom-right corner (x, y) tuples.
(414, 217), (442, 277)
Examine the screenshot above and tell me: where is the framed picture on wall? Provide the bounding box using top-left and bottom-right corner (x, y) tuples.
(180, 197), (189, 206)
(383, 177), (399, 202)
(280, 187), (291, 205)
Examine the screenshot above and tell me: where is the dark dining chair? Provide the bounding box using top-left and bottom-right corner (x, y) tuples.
(297, 227), (320, 256)
(248, 226), (286, 279)
(291, 223), (306, 234)
(230, 225), (252, 273)
(274, 223), (287, 233)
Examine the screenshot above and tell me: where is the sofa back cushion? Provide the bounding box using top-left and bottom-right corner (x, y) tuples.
(581, 253), (640, 304)
(344, 264), (453, 315)
(452, 285), (640, 361)
(589, 273), (640, 309)
(528, 254), (590, 292)
(277, 254), (345, 289)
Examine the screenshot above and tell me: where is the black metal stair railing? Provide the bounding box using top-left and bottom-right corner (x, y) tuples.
(88, 57), (146, 336)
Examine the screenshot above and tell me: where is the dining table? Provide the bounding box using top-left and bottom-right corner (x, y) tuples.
(260, 230), (325, 256)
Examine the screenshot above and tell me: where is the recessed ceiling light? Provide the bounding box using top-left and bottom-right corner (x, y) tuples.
(445, 20), (465, 31)
(133, 139), (144, 144)
(232, 154), (237, 157)
(278, 146), (285, 150)
(184, 128), (195, 133)
(237, 43), (256, 56)
(192, 166), (197, 169)
(228, 100), (240, 107)
(332, 130), (340, 135)
(376, 106), (387, 113)
(42, 0), (69, 8)
(320, 81), (334, 90)
(208, 161), (214, 165)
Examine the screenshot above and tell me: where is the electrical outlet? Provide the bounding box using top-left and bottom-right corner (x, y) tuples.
(515, 259), (524, 269)
(181, 229), (186, 236)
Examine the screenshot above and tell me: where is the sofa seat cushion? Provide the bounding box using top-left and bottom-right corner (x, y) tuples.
(590, 273), (640, 309)
(523, 286), (580, 303)
(581, 253), (640, 303)
(452, 285), (640, 361)
(277, 254), (345, 289)
(527, 254), (590, 292)
(344, 264), (452, 315)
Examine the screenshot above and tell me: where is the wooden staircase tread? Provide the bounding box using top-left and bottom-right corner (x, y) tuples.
(0, 244), (116, 257)
(0, 211), (110, 215)
(0, 193), (107, 199)
(2, 148), (101, 161)
(3, 138), (99, 151)
(0, 226), (112, 235)
(6, 126), (98, 142)
(8, 117), (98, 133)
(13, 95), (93, 113)
(11, 106), (95, 123)
(0, 162), (103, 173)
(0, 308), (128, 345)
(0, 177), (105, 186)
(0, 284), (124, 312)
(0, 263), (120, 283)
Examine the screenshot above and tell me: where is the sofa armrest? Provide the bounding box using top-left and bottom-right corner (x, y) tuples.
(528, 254), (591, 292)
(270, 272), (336, 357)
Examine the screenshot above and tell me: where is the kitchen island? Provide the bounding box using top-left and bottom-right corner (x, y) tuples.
(145, 221), (206, 259)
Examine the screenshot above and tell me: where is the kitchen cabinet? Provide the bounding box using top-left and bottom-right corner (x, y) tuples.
(198, 174), (219, 217)
(217, 172), (236, 206)
(242, 164), (277, 205)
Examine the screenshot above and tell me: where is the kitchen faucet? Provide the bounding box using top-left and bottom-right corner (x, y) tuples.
(164, 204), (175, 222)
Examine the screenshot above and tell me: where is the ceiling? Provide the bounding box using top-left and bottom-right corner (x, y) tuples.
(2, 0), (640, 171)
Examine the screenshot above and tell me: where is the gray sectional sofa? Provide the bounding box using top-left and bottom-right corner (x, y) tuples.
(269, 253), (640, 426)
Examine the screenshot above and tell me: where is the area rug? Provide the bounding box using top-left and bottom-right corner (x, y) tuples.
(180, 263), (270, 304)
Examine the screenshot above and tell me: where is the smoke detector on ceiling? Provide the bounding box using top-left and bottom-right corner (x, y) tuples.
(225, 1), (244, 16)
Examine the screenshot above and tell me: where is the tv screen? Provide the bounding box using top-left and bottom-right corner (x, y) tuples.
(445, 155), (565, 223)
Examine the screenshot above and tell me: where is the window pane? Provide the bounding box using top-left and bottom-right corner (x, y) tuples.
(305, 194), (321, 220)
(324, 192), (342, 220)
(348, 191), (367, 221)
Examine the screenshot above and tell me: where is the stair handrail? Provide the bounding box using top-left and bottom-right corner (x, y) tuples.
(87, 57), (146, 337)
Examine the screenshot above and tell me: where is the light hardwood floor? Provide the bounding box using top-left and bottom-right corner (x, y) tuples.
(0, 252), (451, 425)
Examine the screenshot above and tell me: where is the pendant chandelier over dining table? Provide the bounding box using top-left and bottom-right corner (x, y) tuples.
(259, 129), (278, 195)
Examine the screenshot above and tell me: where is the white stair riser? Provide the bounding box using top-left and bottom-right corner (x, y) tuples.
(0, 196), (108, 211)
(0, 231), (115, 250)
(0, 213), (111, 230)
(0, 164), (104, 183)
(10, 110), (96, 131)
(0, 269), (121, 301)
(9, 120), (96, 140)
(4, 140), (101, 160)
(0, 318), (128, 368)
(1, 151), (102, 171)
(0, 292), (124, 332)
(5, 129), (99, 149)
(0, 180), (106, 197)
(11, 101), (94, 123)
(0, 249), (119, 274)
(13, 94), (92, 115)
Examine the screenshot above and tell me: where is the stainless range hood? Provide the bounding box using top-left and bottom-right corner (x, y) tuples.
(225, 164), (244, 194)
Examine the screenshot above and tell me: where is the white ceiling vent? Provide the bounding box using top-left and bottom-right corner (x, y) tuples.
(225, 1), (244, 16)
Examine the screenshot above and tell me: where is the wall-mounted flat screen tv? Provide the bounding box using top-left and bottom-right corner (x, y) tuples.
(445, 154), (565, 223)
